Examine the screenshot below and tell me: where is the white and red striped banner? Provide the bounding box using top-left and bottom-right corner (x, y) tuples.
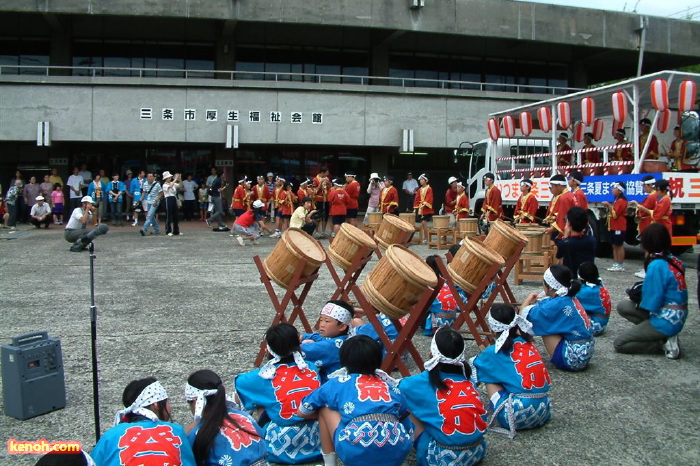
(679, 80), (697, 114)
(519, 111), (533, 136)
(538, 106), (552, 133)
(650, 79), (669, 111)
(581, 97), (595, 126)
(612, 92), (627, 123)
(495, 143), (633, 161)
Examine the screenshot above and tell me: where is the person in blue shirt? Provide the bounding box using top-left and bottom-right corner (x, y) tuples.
(129, 170), (146, 227)
(422, 255), (464, 335)
(399, 327), (487, 466)
(299, 335), (413, 466)
(301, 300), (352, 383)
(614, 223), (688, 359)
(107, 172), (126, 227)
(234, 323), (322, 464)
(350, 309), (399, 356)
(520, 265), (595, 371)
(91, 377), (196, 465)
(185, 369), (267, 466)
(471, 304), (551, 439)
(576, 262), (612, 336)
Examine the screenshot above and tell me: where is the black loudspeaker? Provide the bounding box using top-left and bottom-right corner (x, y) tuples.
(2, 331), (66, 420)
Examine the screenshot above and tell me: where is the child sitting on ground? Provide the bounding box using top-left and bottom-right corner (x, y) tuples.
(576, 261), (612, 336)
(398, 327), (487, 465)
(471, 304), (552, 438)
(234, 323), (322, 464)
(520, 265), (595, 371)
(350, 305), (399, 355)
(423, 255), (460, 336)
(298, 335), (413, 466)
(301, 300), (353, 383)
(185, 369), (267, 466)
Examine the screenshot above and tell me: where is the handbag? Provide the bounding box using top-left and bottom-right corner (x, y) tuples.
(626, 281), (644, 305)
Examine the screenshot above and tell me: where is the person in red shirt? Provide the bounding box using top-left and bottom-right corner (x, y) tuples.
(252, 175), (269, 213)
(611, 128), (633, 174)
(668, 125), (687, 171)
(232, 176), (250, 217)
(454, 182), (470, 220)
(602, 181), (628, 271)
(278, 182), (296, 234)
(568, 171), (588, 210)
(297, 179), (311, 208)
(480, 172), (502, 225)
(379, 176), (399, 214)
(413, 173), (434, 244)
(582, 132), (602, 175)
(543, 174), (574, 241)
(629, 175), (657, 278)
(652, 178), (672, 237)
(313, 167), (331, 236)
(444, 176), (459, 227)
(270, 176), (286, 238)
(232, 199), (265, 245)
(327, 178), (348, 236)
(639, 118), (660, 160)
(556, 133), (572, 167)
(344, 172), (360, 227)
(513, 179), (538, 224)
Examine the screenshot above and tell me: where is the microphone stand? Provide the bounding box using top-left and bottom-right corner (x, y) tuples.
(88, 242), (101, 442)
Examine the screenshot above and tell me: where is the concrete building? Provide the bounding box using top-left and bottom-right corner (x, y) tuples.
(1, 0), (699, 202)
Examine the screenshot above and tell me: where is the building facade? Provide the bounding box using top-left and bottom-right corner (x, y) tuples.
(1, 0), (699, 198)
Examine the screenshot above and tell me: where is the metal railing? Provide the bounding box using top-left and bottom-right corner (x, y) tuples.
(0, 65), (581, 95)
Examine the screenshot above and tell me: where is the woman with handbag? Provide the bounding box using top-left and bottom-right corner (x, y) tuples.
(613, 223), (688, 359)
(162, 171), (182, 236)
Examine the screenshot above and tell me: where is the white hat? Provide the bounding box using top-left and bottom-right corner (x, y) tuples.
(448, 176), (458, 184)
(36, 195), (45, 201)
(81, 195), (94, 204)
(253, 200), (265, 209)
(370, 172), (380, 180)
(162, 171), (173, 180)
(267, 172), (274, 177)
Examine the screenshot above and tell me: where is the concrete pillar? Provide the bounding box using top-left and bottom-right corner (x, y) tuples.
(371, 148), (389, 175)
(570, 61), (589, 89)
(215, 21), (237, 77)
(48, 15), (72, 76)
(370, 45), (390, 85)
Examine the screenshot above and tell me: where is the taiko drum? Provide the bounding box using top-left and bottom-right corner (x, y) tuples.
(360, 245), (438, 319)
(263, 228), (326, 289)
(447, 237), (505, 294)
(328, 223), (376, 271)
(483, 220), (529, 261)
(432, 215), (450, 229)
(375, 214), (416, 250)
(522, 228), (547, 254)
(366, 212), (383, 229)
(459, 218), (478, 235)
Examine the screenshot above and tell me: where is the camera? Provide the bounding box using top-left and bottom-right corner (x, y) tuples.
(309, 210), (324, 221)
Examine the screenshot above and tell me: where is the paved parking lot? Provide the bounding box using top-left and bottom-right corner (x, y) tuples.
(1, 221), (698, 465)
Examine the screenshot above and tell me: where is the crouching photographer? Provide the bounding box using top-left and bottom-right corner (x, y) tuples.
(290, 197), (319, 235)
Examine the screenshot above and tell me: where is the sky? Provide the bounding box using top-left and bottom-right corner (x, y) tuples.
(517, 0), (700, 19)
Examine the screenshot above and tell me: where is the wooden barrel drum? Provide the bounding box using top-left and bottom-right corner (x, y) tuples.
(483, 220), (529, 261)
(366, 212), (383, 229)
(522, 228), (546, 254)
(263, 228), (327, 289)
(360, 245), (438, 319)
(375, 214), (416, 250)
(432, 215), (450, 229)
(447, 237), (505, 294)
(398, 212), (416, 226)
(328, 223), (376, 271)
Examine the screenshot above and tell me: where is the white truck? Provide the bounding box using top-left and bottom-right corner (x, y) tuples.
(459, 71), (700, 255)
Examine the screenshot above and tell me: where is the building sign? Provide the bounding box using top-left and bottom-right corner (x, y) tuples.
(138, 108), (323, 125)
(496, 173), (700, 205)
(215, 160), (234, 167)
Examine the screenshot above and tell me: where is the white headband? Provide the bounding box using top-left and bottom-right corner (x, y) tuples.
(239, 177), (248, 184)
(259, 344), (308, 379)
(114, 381), (168, 426)
(544, 268), (568, 296)
(643, 178), (656, 185)
(424, 332), (467, 377)
(344, 173), (356, 178)
(185, 383), (219, 423)
(320, 302), (352, 325)
(418, 173), (428, 182)
(549, 180), (567, 186)
(613, 183), (626, 192)
(520, 180), (533, 187)
(328, 367), (398, 387)
(333, 180), (344, 186)
(487, 313), (533, 353)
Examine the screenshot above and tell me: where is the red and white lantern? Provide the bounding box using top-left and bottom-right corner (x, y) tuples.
(679, 80), (697, 113)
(574, 121), (585, 143)
(612, 92), (627, 123)
(557, 102), (571, 129)
(537, 106), (552, 133)
(487, 118), (500, 141)
(592, 118), (605, 141)
(502, 115), (516, 138)
(519, 111), (533, 136)
(581, 97), (595, 126)
(657, 109), (671, 133)
(650, 79), (669, 111)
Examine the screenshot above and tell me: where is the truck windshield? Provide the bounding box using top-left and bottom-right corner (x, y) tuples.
(470, 142), (488, 179)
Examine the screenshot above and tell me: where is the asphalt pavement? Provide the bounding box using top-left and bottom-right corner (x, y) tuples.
(0, 219), (698, 465)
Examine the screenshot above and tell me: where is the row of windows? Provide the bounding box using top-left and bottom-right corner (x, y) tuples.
(0, 41), (571, 91)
